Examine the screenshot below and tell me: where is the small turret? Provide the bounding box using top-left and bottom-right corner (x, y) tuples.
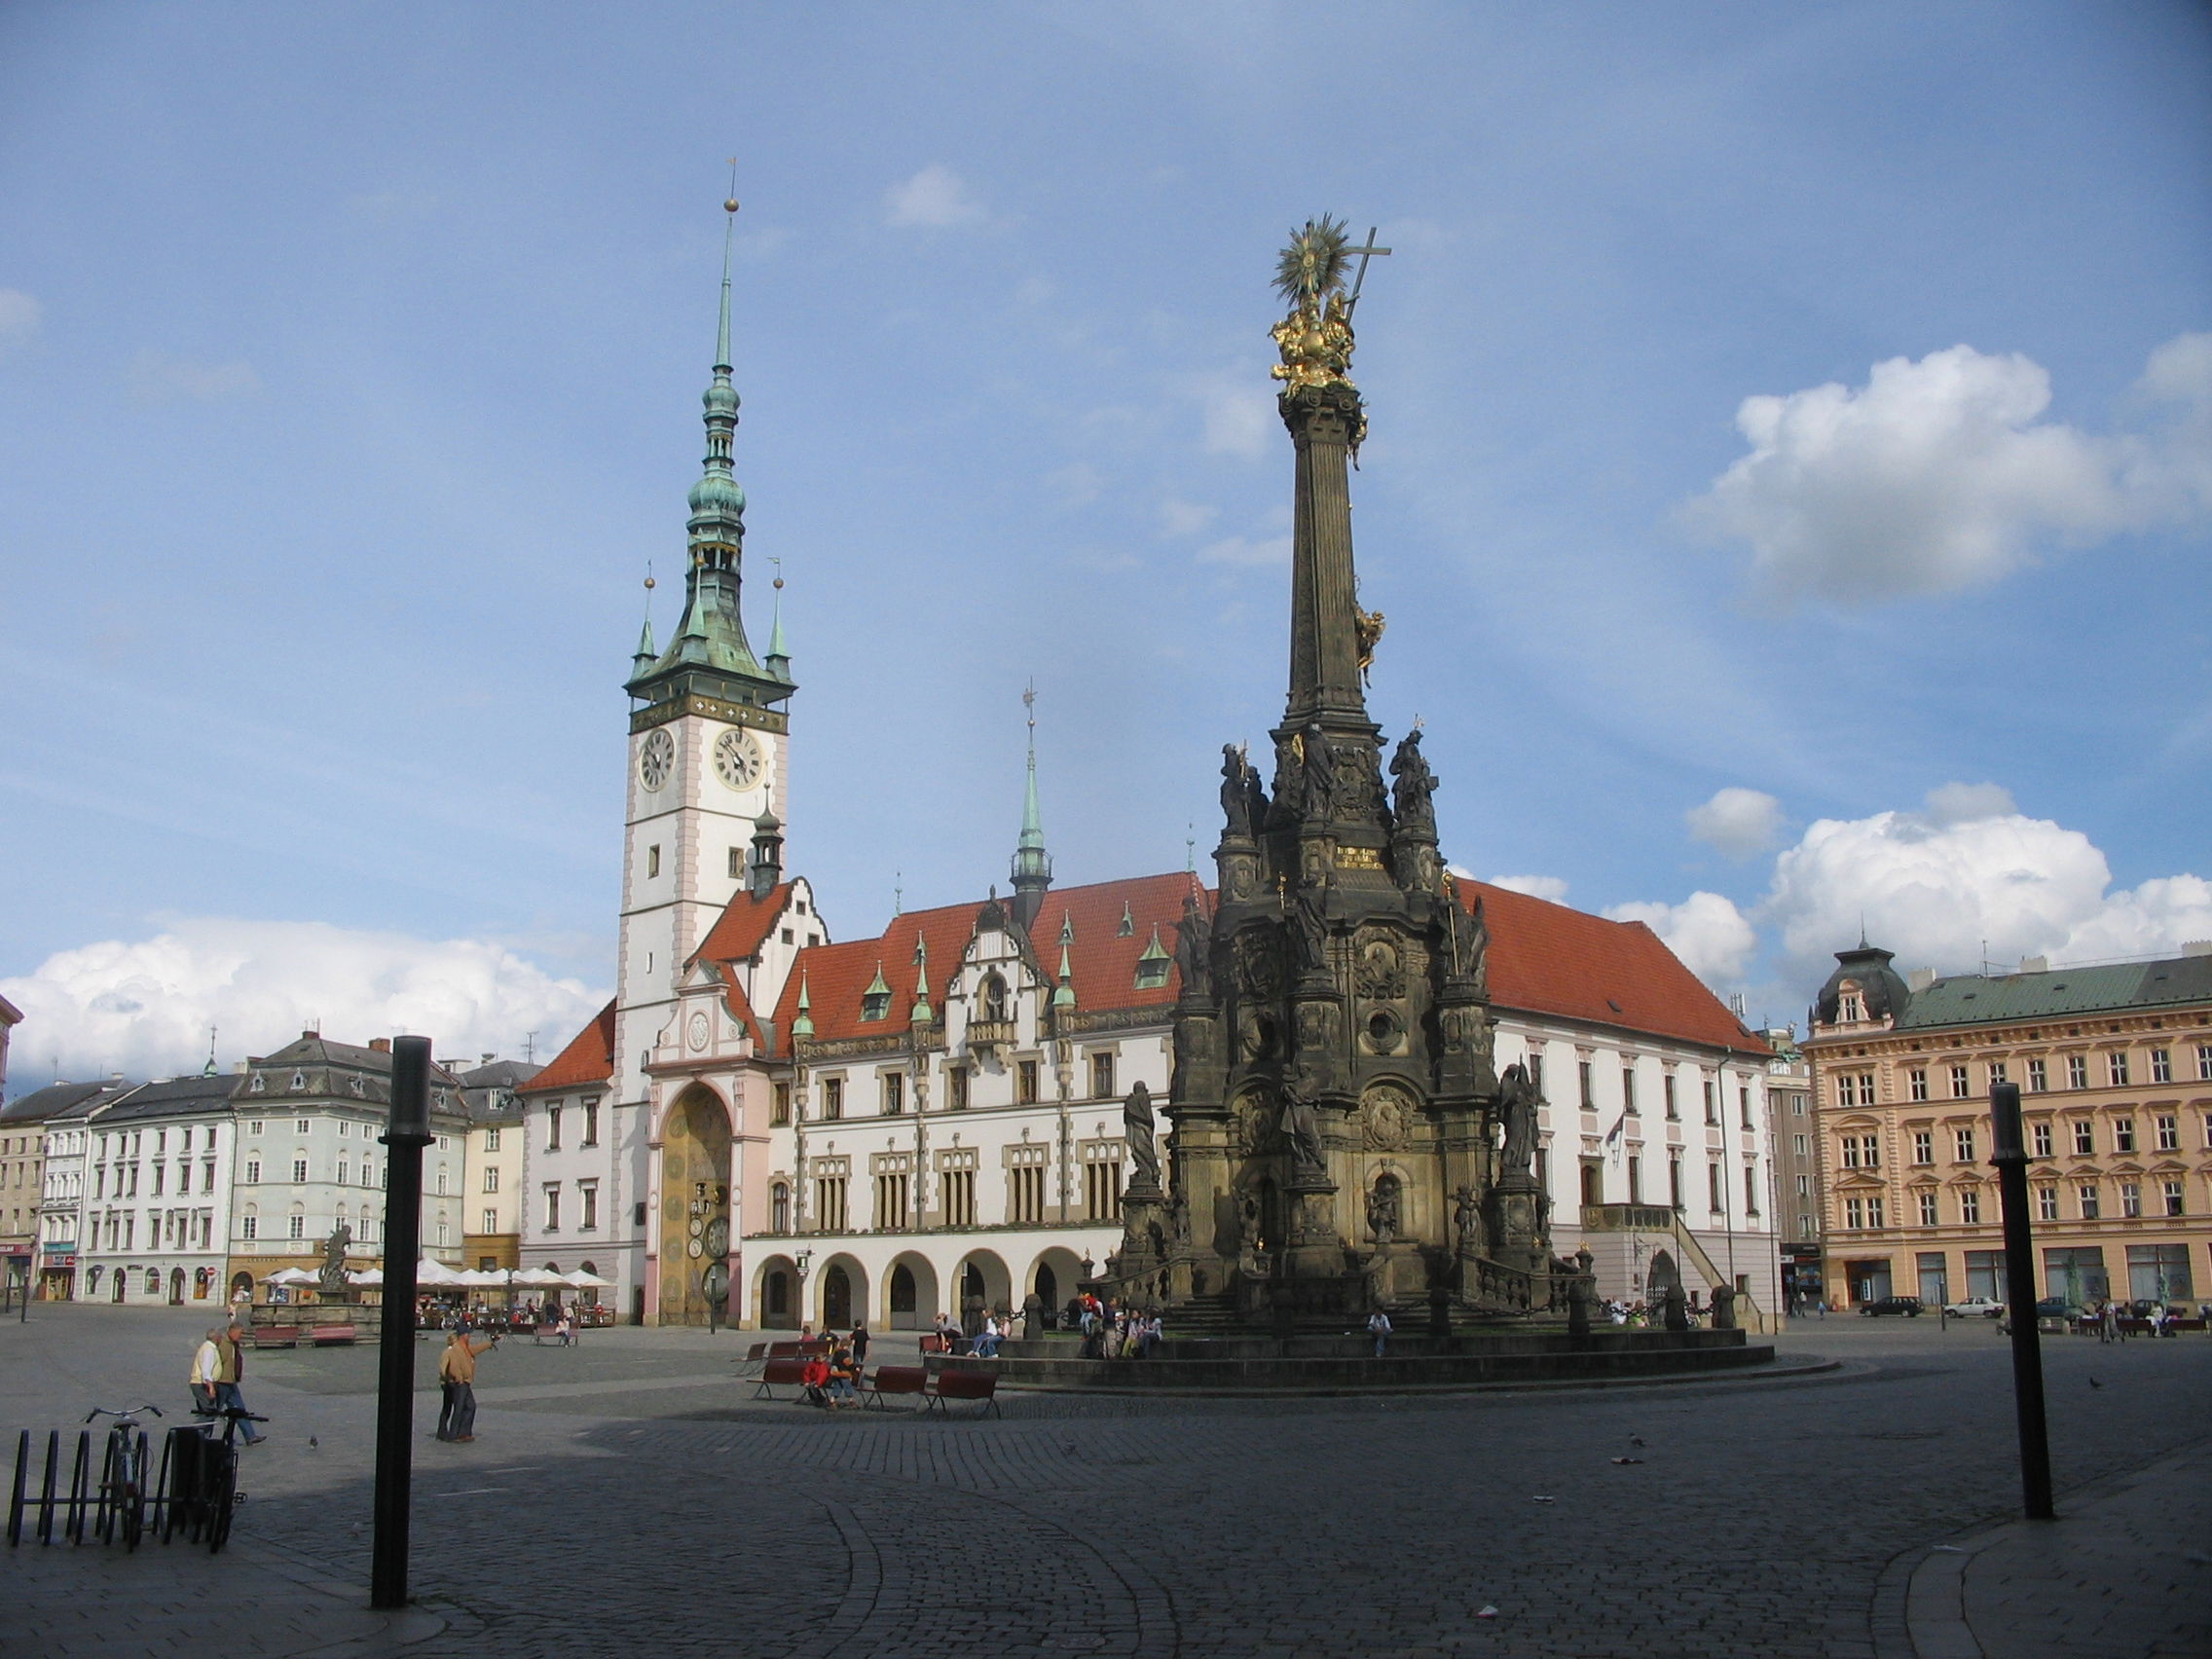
(1010, 683), (1052, 931)
(748, 793), (784, 898)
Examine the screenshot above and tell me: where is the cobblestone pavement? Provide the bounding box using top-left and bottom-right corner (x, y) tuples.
(4, 1306), (2205, 1657)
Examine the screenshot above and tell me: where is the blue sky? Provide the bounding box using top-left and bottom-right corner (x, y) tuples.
(3, 4), (2207, 1079)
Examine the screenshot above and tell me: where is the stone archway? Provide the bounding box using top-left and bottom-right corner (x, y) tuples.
(1029, 1246), (1085, 1317)
(953, 1248), (1012, 1335)
(884, 1251), (937, 1330)
(658, 1085), (734, 1327)
(1647, 1247), (1679, 1294)
(168, 1268), (185, 1306)
(752, 1254), (799, 1329)
(815, 1254), (866, 1330)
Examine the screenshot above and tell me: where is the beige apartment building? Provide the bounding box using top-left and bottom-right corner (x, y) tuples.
(1804, 941), (2212, 1311)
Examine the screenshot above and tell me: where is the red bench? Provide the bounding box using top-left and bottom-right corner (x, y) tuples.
(863, 1365), (930, 1410)
(249, 1327), (298, 1348)
(923, 1367), (1001, 1419)
(309, 1324), (358, 1346)
(736, 1342), (769, 1378)
(753, 1356), (810, 1400)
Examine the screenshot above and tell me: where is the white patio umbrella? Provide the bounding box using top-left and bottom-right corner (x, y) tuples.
(265, 1268), (317, 1286)
(414, 1258), (465, 1287)
(561, 1270), (613, 1288)
(347, 1269), (385, 1287)
(513, 1267), (568, 1288)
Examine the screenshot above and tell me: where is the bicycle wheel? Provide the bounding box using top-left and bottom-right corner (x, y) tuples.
(119, 1434), (145, 1551)
(205, 1449), (237, 1553)
(95, 1436), (120, 1544)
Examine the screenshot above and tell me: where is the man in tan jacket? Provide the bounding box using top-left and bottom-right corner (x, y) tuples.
(435, 1326), (498, 1443)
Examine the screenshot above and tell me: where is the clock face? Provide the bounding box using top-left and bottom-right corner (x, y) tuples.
(638, 727), (674, 793)
(712, 727), (763, 792)
(703, 1216), (729, 1257)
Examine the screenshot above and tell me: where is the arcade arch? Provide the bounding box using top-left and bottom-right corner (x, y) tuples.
(752, 1254), (799, 1329)
(815, 1253), (867, 1330)
(884, 1251), (938, 1330)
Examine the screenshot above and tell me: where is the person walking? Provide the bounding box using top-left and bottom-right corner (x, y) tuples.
(850, 1321), (869, 1366)
(189, 1327), (223, 1417)
(1368, 1308), (1392, 1358)
(436, 1325), (499, 1443)
(212, 1322), (266, 1443)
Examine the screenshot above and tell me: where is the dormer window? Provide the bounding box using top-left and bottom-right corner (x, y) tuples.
(1838, 989), (1864, 1023)
(291, 1070), (307, 1090)
(250, 1076), (265, 1093)
(860, 964), (893, 1022)
(1134, 926), (1171, 990)
(1118, 902), (1134, 938)
(350, 1077), (364, 1096)
(980, 973), (1011, 1023)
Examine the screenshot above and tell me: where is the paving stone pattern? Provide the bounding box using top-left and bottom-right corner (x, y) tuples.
(5, 1307), (2206, 1658)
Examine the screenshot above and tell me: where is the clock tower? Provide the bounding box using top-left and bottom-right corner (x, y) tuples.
(615, 196), (797, 1097)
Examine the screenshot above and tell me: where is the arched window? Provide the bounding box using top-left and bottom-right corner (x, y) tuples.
(981, 973), (1010, 1022)
(145, 1269), (162, 1295)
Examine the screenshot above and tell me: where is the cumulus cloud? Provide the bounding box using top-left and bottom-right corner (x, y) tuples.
(1486, 873), (1570, 903)
(1189, 371), (1274, 460)
(0, 918), (606, 1083)
(1685, 787), (1783, 859)
(1159, 498), (1220, 537)
(0, 288), (41, 358)
(1761, 791), (2212, 981)
(1197, 534), (1288, 568)
(129, 350), (261, 404)
(883, 164), (987, 229)
(1688, 335), (2212, 603)
(1605, 892), (1758, 988)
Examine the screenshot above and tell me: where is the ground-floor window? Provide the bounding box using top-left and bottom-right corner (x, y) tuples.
(1843, 1258), (1893, 1303)
(1916, 1252), (1947, 1306)
(2043, 1246), (2107, 1304)
(2126, 1243), (2193, 1303)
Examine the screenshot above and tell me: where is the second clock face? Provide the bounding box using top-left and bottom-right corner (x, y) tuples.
(713, 728), (763, 792)
(638, 727), (675, 793)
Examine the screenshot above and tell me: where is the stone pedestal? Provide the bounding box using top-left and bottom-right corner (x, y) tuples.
(1283, 1176), (1343, 1279)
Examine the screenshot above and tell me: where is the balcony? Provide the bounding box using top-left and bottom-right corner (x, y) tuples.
(965, 1019), (1016, 1052)
(1579, 1203), (1679, 1232)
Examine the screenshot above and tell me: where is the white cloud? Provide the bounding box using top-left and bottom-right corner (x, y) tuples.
(0, 288), (41, 358)
(1761, 798), (2212, 981)
(883, 164), (987, 229)
(1159, 497), (1220, 537)
(1923, 781), (2016, 825)
(1486, 873), (1569, 903)
(1605, 892), (1758, 988)
(0, 918), (606, 1083)
(1191, 371), (1275, 460)
(1687, 335), (2212, 603)
(1197, 534), (1288, 568)
(1685, 787), (1783, 859)
(129, 350), (262, 404)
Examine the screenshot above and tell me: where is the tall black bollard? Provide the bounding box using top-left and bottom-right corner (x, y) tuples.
(370, 1036), (435, 1607)
(1988, 1082), (2055, 1520)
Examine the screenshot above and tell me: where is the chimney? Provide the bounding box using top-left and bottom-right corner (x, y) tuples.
(1907, 968), (1936, 993)
(369, 1038), (392, 1054)
(2185, 940), (2212, 958)
(2018, 954), (2048, 974)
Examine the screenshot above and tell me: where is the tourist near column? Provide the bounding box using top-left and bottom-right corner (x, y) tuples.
(436, 1326), (499, 1443)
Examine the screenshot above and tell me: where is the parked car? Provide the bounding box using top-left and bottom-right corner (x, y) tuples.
(2034, 1297), (2080, 1320)
(1942, 1296), (2004, 1318)
(1860, 1296), (1925, 1317)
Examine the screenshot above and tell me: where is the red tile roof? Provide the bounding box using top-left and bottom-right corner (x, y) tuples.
(1457, 880), (1771, 1057)
(691, 881), (799, 969)
(767, 873), (1204, 1048)
(519, 999), (616, 1093)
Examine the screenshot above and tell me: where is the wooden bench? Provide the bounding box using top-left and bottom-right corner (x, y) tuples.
(922, 1366), (1001, 1419)
(765, 1340), (803, 1359)
(736, 1342), (769, 1378)
(862, 1365), (929, 1410)
(308, 1324), (358, 1346)
(533, 1323), (572, 1346)
(752, 1356), (810, 1400)
(248, 1326), (299, 1348)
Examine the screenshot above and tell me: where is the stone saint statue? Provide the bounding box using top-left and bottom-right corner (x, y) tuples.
(1166, 1188), (1192, 1248)
(1387, 728), (1437, 837)
(1453, 1185), (1482, 1257)
(1567, 1257), (1596, 1339)
(1301, 723), (1337, 822)
(1711, 1282), (1739, 1330)
(1289, 881), (1329, 974)
(1237, 1194), (1262, 1265)
(1174, 893), (1212, 999)
(1365, 1182), (1399, 1247)
(1277, 1083), (1326, 1174)
(318, 1222), (351, 1292)
(1496, 1062), (1539, 1179)
(1220, 745), (1255, 838)
(1124, 1082), (1161, 1188)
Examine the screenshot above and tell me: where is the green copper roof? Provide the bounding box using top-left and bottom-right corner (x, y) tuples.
(1053, 942), (1076, 1009)
(1012, 687), (1051, 888)
(792, 971), (813, 1039)
(1897, 953), (2212, 1029)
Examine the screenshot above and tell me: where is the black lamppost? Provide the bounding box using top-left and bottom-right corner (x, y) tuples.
(371, 1036), (435, 1608)
(1988, 1081), (2054, 1521)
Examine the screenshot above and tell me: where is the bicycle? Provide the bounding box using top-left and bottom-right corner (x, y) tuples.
(173, 1405), (264, 1552)
(83, 1404), (163, 1551)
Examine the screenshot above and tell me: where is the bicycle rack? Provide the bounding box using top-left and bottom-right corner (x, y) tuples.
(9, 1423), (244, 1551)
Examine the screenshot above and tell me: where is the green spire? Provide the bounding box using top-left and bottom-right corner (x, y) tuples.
(1010, 682), (1052, 927)
(792, 971), (813, 1039)
(911, 938), (934, 1023)
(1053, 941), (1077, 1009)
